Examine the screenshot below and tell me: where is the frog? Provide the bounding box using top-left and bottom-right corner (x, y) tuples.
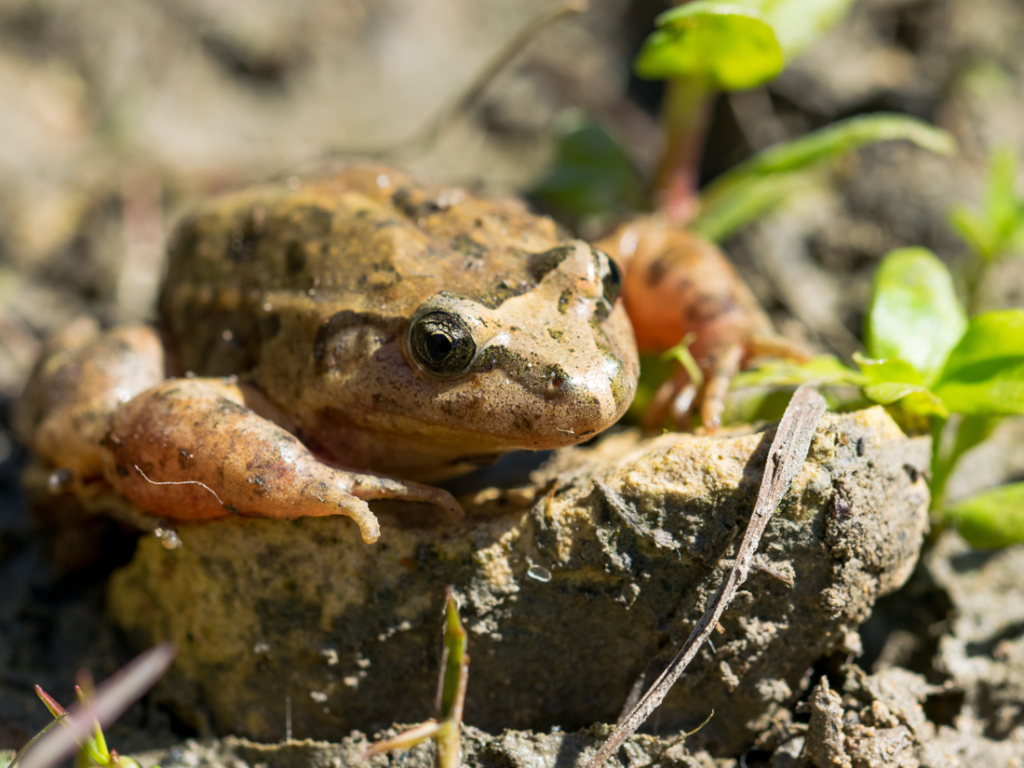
(16, 165), (640, 544)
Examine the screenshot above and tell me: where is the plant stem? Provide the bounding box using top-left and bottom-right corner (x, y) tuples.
(653, 76), (712, 224)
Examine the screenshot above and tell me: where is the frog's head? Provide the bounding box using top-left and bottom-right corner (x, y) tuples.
(392, 241), (638, 460)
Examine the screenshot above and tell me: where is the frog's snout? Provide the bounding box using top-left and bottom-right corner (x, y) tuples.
(473, 336), (636, 449)
(543, 355), (636, 444)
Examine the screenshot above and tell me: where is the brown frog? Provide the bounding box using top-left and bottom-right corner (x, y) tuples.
(18, 164), (807, 544)
(17, 165), (639, 544)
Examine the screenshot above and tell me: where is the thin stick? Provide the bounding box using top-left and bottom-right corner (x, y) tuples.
(582, 385), (827, 768)
(322, 0), (588, 162)
(408, 0), (589, 154)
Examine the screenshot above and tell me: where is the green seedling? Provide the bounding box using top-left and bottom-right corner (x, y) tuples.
(638, 0), (855, 221)
(949, 146), (1024, 315)
(8, 643), (175, 768)
(737, 248), (1024, 547)
(691, 114), (954, 241)
(950, 147), (1024, 266)
(355, 587), (468, 768)
(536, 0), (953, 240)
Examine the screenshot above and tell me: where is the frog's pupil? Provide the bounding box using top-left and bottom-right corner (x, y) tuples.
(427, 333), (453, 359)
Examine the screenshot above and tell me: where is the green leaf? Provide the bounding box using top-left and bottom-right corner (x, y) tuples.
(754, 0), (856, 60)
(532, 113), (645, 221)
(930, 414), (1002, 508)
(855, 355), (924, 387)
(689, 171), (816, 242)
(852, 354), (948, 416)
(864, 248), (967, 383)
(949, 205), (997, 261)
(639, 0), (855, 87)
(983, 147), (1021, 246)
(694, 115), (956, 241)
(635, 2), (784, 89)
(950, 147), (1024, 262)
(732, 354), (865, 388)
(933, 310), (1024, 414)
(944, 481), (1024, 548)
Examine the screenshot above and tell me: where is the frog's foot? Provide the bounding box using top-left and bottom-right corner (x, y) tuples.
(100, 379), (461, 544)
(644, 344), (744, 432)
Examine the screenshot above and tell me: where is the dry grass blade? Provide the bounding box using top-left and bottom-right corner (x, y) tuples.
(581, 385), (827, 768)
(356, 720), (443, 761)
(18, 643), (177, 768)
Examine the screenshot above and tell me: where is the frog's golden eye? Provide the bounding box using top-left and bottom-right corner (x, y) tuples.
(408, 311), (477, 378)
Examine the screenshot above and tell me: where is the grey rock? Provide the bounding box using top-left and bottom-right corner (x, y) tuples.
(108, 409), (929, 755)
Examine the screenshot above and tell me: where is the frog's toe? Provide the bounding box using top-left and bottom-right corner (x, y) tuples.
(346, 474), (465, 521)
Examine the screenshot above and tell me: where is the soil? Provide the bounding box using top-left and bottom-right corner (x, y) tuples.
(4, 0), (1024, 766)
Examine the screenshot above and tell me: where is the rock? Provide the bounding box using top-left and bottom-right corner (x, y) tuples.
(128, 726), (731, 768)
(107, 408), (929, 755)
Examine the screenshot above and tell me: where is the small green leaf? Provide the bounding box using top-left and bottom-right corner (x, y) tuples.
(754, 0), (856, 60)
(855, 355), (924, 387)
(933, 310), (1024, 414)
(853, 355), (947, 416)
(689, 171), (816, 242)
(950, 147), (1024, 263)
(694, 115), (955, 241)
(930, 415), (1002, 508)
(732, 354), (865, 388)
(949, 205), (997, 261)
(862, 381), (926, 405)
(635, 2), (784, 89)
(662, 334), (703, 388)
(864, 248), (967, 383)
(983, 147), (1021, 246)
(944, 481), (1024, 548)
(532, 113), (646, 221)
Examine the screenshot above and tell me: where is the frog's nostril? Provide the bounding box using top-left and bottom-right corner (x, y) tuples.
(542, 366), (570, 400)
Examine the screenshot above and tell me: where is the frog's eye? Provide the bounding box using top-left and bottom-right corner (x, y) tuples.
(602, 253), (622, 304)
(408, 311), (477, 378)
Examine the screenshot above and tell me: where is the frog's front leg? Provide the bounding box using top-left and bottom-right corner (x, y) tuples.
(100, 379), (464, 544)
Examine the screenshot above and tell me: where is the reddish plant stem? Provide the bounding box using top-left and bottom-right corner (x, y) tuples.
(652, 76), (712, 225)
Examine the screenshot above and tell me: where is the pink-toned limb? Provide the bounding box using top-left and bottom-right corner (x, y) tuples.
(100, 379), (462, 544)
(699, 344), (744, 432)
(644, 369), (698, 432)
(15, 320), (165, 477)
(597, 218), (809, 431)
(748, 334), (813, 364)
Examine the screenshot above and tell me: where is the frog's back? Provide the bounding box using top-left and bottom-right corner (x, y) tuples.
(160, 165), (573, 377)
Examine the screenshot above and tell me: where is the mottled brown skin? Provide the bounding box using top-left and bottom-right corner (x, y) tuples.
(18, 165), (638, 543)
(596, 216), (808, 430)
